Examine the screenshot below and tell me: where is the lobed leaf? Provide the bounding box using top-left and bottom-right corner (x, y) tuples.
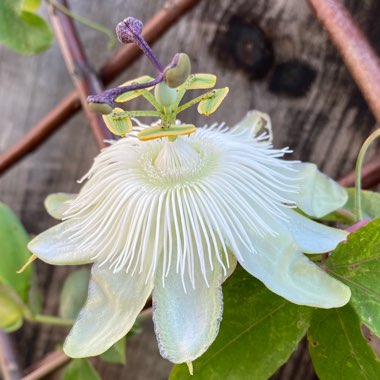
(0, 1), (52, 55)
(59, 268), (91, 320)
(319, 188), (380, 223)
(0, 285), (24, 332)
(308, 305), (380, 380)
(61, 359), (101, 380)
(0, 203), (32, 301)
(345, 188), (380, 220)
(21, 0), (41, 12)
(100, 336), (126, 364)
(327, 218), (380, 338)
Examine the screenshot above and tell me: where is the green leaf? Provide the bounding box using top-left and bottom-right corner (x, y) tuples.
(100, 336), (126, 364)
(308, 305), (380, 380)
(0, 203), (32, 301)
(27, 268), (42, 315)
(170, 268), (311, 380)
(59, 268), (90, 320)
(22, 0), (41, 12)
(0, 285), (24, 332)
(345, 188), (380, 219)
(321, 189), (380, 223)
(61, 359), (101, 380)
(115, 75), (155, 102)
(197, 87), (229, 116)
(327, 218), (380, 338)
(0, 1), (53, 55)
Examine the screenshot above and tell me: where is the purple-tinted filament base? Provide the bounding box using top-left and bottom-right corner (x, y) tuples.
(87, 74), (164, 106)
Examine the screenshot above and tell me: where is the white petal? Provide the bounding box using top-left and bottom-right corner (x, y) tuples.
(64, 263), (153, 357)
(293, 163), (348, 218)
(152, 257), (223, 363)
(223, 250), (237, 282)
(284, 209), (347, 253)
(44, 193), (77, 219)
(237, 230), (351, 308)
(28, 221), (95, 265)
(231, 110), (273, 141)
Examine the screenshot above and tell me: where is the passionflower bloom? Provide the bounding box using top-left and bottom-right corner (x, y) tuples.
(28, 17), (351, 367)
(28, 111), (350, 363)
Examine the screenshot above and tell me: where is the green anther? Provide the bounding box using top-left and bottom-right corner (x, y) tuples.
(88, 102), (113, 115)
(154, 81), (177, 106)
(164, 53), (191, 88)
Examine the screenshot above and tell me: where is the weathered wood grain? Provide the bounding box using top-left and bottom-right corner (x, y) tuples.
(1, 0), (379, 379)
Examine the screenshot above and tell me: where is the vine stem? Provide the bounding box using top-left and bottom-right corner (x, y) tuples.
(0, 330), (21, 380)
(48, 0), (113, 147)
(308, 0), (380, 126)
(354, 128), (380, 220)
(0, 0), (201, 174)
(46, 0), (117, 48)
(21, 351), (70, 380)
(21, 307), (153, 379)
(28, 314), (73, 327)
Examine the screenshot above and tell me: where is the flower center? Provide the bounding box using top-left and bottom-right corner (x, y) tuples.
(138, 136), (219, 188)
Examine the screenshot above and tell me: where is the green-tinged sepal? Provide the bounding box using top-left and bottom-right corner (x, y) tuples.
(197, 87), (229, 116)
(164, 53), (191, 88)
(138, 124), (196, 141)
(185, 73), (217, 90)
(45, 193), (76, 220)
(154, 81), (177, 106)
(103, 107), (132, 137)
(88, 102), (113, 115)
(115, 75), (155, 102)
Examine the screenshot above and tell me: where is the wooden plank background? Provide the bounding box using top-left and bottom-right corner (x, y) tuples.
(0, 0), (379, 378)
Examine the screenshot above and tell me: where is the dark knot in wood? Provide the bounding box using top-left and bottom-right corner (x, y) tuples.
(269, 60), (317, 98)
(212, 15), (274, 79)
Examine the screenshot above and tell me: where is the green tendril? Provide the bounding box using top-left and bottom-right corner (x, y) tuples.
(354, 127), (380, 221)
(47, 0), (117, 48)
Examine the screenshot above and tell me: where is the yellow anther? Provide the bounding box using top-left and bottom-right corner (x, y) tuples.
(103, 108), (132, 137)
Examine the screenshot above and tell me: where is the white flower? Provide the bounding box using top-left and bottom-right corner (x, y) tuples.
(28, 111), (350, 364)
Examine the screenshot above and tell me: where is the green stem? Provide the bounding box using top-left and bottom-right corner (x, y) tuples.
(335, 208), (357, 223)
(176, 90), (215, 114)
(29, 314), (73, 327)
(137, 89), (163, 112)
(355, 127), (380, 221)
(46, 0), (117, 48)
(174, 75), (196, 107)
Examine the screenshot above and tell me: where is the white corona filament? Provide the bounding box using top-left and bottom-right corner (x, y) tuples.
(62, 123), (300, 290)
